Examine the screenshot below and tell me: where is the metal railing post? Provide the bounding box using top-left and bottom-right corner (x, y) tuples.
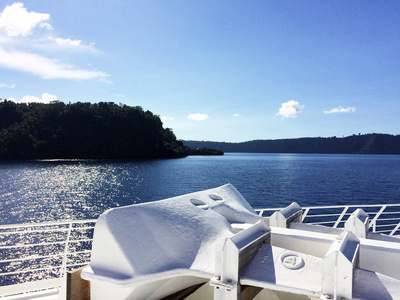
(390, 221), (400, 236)
(59, 222), (73, 290)
(333, 206), (348, 228)
(302, 208), (310, 222)
(369, 205), (387, 232)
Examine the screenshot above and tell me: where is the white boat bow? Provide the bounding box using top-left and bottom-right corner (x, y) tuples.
(1, 183), (400, 300)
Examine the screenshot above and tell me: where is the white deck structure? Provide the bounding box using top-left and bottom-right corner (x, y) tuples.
(1, 184), (400, 299)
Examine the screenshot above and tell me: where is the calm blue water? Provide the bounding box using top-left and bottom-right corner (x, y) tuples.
(1, 153), (400, 224)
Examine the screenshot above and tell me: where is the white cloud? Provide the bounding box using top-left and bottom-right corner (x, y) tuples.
(0, 47), (107, 79)
(277, 100), (303, 118)
(324, 106), (356, 114)
(233, 113), (239, 117)
(20, 95), (40, 103)
(111, 93), (123, 97)
(10, 93), (58, 104)
(0, 82), (16, 88)
(161, 116), (174, 121)
(188, 113), (209, 121)
(40, 93), (58, 103)
(0, 3), (106, 80)
(0, 3), (51, 37)
(48, 36), (81, 47)
(40, 22), (53, 31)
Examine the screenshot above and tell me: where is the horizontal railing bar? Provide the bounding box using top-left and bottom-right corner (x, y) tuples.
(379, 211), (400, 215)
(256, 207), (399, 217)
(0, 266), (61, 276)
(0, 228), (69, 236)
(0, 219), (97, 230)
(304, 214), (399, 221)
(0, 249), (92, 265)
(0, 278), (61, 297)
(0, 226), (96, 236)
(374, 217), (400, 222)
(303, 204), (400, 209)
(0, 241), (65, 250)
(0, 237), (93, 250)
(303, 213), (346, 218)
(0, 253), (63, 264)
(65, 238), (93, 244)
(374, 230), (393, 233)
(304, 212), (396, 217)
(0, 240), (71, 250)
(66, 250), (92, 256)
(254, 207), (288, 213)
(374, 223), (400, 228)
(255, 204), (400, 213)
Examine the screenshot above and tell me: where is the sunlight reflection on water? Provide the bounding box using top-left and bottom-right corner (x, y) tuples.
(1, 154), (400, 224)
(0, 161), (143, 224)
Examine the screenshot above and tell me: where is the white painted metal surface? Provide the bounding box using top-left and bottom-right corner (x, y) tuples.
(322, 231), (360, 300)
(0, 185), (399, 299)
(81, 184), (260, 300)
(210, 220), (270, 300)
(344, 208), (369, 239)
(269, 202), (302, 228)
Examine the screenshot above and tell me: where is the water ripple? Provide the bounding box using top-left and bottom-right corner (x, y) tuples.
(1, 154), (400, 224)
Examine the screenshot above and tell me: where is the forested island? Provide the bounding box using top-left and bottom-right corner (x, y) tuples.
(183, 134), (400, 155)
(0, 100), (222, 159)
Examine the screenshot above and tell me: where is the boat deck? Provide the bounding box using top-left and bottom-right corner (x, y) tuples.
(1, 201), (400, 299)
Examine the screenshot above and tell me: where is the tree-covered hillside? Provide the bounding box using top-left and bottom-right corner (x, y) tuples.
(183, 134), (400, 154)
(0, 100), (188, 159)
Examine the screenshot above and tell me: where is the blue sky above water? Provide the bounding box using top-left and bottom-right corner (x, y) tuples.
(0, 1), (399, 142)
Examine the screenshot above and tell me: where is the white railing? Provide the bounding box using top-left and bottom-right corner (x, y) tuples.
(0, 204), (399, 297)
(0, 220), (96, 297)
(256, 203), (400, 236)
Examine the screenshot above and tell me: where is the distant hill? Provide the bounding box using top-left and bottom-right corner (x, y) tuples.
(182, 134), (400, 154)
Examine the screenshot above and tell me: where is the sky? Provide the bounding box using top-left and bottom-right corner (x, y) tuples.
(0, 1), (399, 142)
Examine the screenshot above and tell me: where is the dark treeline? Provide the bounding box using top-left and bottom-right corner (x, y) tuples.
(186, 147), (223, 156)
(0, 100), (191, 159)
(183, 134), (400, 154)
